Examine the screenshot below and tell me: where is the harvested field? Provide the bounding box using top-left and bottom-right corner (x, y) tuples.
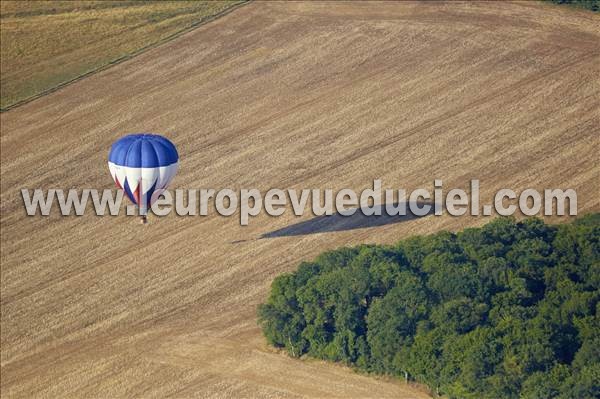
(0, 0), (240, 109)
(1, 1), (599, 398)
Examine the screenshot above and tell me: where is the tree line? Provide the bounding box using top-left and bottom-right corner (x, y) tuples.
(258, 214), (599, 398)
(548, 0), (599, 11)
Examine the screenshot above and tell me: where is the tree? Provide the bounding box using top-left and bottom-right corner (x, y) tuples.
(258, 214), (600, 397)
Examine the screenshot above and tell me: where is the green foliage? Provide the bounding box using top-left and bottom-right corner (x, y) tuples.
(547, 0), (600, 11)
(258, 214), (600, 398)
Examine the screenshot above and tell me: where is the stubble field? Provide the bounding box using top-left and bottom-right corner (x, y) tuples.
(1, 1), (599, 398)
(0, 0), (240, 109)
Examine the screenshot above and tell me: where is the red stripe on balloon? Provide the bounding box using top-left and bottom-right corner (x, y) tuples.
(134, 183), (141, 205)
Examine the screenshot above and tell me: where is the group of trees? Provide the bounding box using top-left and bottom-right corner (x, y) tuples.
(548, 0), (599, 11)
(258, 215), (599, 398)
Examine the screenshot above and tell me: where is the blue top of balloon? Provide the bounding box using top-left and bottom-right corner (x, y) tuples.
(108, 134), (178, 168)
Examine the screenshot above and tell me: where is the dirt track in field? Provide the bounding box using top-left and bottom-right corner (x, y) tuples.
(1, 2), (599, 398)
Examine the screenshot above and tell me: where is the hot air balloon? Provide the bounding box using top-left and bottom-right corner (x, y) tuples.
(108, 134), (178, 223)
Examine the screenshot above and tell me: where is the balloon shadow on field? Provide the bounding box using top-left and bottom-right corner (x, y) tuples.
(260, 201), (437, 239)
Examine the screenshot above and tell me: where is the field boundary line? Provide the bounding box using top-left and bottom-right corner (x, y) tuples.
(0, 0), (250, 113)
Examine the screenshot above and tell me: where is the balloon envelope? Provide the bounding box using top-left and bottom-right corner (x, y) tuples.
(108, 134), (178, 209)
